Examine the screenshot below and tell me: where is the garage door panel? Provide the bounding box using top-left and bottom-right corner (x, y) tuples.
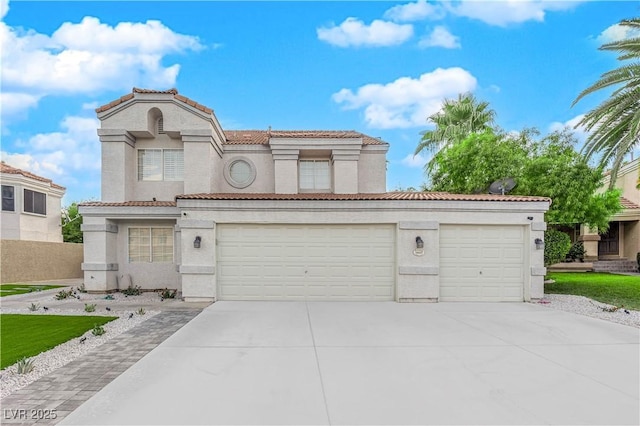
(217, 224), (395, 301)
(440, 225), (525, 302)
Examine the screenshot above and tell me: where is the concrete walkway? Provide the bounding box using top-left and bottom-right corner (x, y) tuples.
(0, 280), (208, 425)
(59, 302), (639, 425)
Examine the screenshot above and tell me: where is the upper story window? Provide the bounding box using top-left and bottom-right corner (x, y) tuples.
(2, 185), (14, 211)
(157, 117), (164, 134)
(299, 160), (330, 191)
(24, 189), (46, 215)
(138, 149), (184, 181)
(224, 157), (257, 189)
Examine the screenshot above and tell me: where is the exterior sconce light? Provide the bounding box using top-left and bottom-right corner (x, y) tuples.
(414, 236), (425, 256)
(194, 236), (201, 249)
(535, 238), (544, 250)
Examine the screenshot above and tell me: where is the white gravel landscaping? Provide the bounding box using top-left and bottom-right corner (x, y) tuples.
(0, 290), (163, 399)
(534, 293), (640, 328)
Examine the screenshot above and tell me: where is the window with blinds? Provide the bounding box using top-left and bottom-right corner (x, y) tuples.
(138, 149), (183, 181)
(128, 227), (173, 263)
(299, 160), (330, 190)
(24, 189), (46, 215)
(2, 185), (14, 211)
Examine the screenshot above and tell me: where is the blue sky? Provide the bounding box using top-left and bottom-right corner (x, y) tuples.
(1, 0), (639, 204)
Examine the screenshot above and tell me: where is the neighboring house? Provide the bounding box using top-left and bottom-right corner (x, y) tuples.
(80, 88), (550, 303)
(0, 162), (65, 242)
(579, 158), (640, 266)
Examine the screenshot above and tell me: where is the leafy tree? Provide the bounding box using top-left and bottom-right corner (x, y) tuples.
(427, 129), (622, 232)
(414, 93), (496, 169)
(572, 17), (640, 185)
(62, 202), (83, 243)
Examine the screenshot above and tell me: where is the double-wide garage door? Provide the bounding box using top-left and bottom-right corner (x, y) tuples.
(217, 224), (395, 301)
(440, 225), (525, 302)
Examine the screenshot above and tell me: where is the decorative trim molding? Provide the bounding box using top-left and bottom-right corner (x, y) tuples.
(82, 263), (119, 271)
(81, 224), (118, 233)
(399, 266), (439, 275)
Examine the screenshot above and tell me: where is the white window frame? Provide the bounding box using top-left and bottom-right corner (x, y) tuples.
(128, 227), (174, 263)
(23, 188), (46, 215)
(138, 149), (184, 182)
(2, 185), (15, 212)
(299, 159), (331, 192)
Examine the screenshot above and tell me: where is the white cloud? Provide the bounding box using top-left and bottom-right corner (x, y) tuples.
(317, 17), (413, 47)
(418, 26), (460, 49)
(332, 67), (477, 129)
(0, 92), (41, 117)
(549, 114), (588, 143)
(1, 0), (8, 21)
(384, 0), (445, 22)
(0, 16), (203, 117)
(596, 23), (640, 44)
(449, 0), (581, 27)
(401, 153), (428, 168)
(1, 115), (101, 188)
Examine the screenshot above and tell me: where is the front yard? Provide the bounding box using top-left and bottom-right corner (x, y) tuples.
(0, 284), (66, 297)
(0, 314), (117, 369)
(546, 272), (640, 310)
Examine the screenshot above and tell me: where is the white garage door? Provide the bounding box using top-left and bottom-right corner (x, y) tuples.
(440, 225), (525, 302)
(217, 224), (395, 301)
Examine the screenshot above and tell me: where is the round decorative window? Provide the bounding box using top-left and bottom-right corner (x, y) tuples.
(224, 158), (256, 189)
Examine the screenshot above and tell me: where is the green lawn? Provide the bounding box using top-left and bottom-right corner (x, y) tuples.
(0, 314), (117, 369)
(546, 272), (640, 310)
(0, 284), (66, 297)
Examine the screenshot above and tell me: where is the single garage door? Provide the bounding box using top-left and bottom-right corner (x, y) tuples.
(217, 224), (395, 301)
(440, 225), (525, 302)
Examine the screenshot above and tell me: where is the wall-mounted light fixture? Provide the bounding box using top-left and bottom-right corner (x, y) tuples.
(194, 236), (202, 249)
(414, 236), (425, 256)
(534, 238), (544, 250)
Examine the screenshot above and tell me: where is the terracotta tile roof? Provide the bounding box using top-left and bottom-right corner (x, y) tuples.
(223, 130), (387, 145)
(95, 88), (213, 114)
(0, 162), (65, 190)
(80, 201), (177, 207)
(620, 197), (640, 209)
(176, 192), (551, 203)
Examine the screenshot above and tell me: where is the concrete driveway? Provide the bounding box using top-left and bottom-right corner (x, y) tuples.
(61, 302), (639, 425)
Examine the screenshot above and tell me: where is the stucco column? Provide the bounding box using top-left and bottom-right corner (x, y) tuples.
(98, 130), (135, 203)
(81, 218), (119, 293)
(579, 224), (600, 261)
(179, 218), (216, 302)
(181, 130), (222, 194)
(530, 222), (547, 300)
(397, 221), (440, 302)
(273, 150), (299, 194)
(332, 150), (360, 194)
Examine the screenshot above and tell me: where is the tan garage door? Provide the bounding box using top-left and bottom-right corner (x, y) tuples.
(440, 225), (525, 302)
(217, 224), (395, 301)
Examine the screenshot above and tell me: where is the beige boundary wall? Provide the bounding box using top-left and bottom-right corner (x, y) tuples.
(1, 240), (83, 283)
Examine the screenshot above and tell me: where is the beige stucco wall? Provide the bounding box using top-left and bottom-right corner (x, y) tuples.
(1, 240), (83, 283)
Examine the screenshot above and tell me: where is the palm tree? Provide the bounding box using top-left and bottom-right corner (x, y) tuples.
(573, 17), (640, 185)
(414, 93), (496, 158)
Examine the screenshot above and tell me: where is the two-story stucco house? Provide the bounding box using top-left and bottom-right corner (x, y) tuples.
(578, 158), (640, 268)
(80, 88), (550, 303)
(1, 162), (65, 242)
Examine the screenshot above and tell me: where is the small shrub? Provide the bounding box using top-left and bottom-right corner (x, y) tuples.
(137, 308), (146, 315)
(566, 242), (586, 262)
(92, 324), (105, 336)
(28, 303), (40, 312)
(84, 303), (96, 313)
(544, 229), (572, 266)
(121, 284), (142, 296)
(16, 357), (35, 374)
(159, 288), (177, 299)
(55, 289), (74, 300)
(77, 283), (87, 293)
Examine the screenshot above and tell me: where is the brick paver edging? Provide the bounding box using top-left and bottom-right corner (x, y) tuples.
(1, 310), (202, 425)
